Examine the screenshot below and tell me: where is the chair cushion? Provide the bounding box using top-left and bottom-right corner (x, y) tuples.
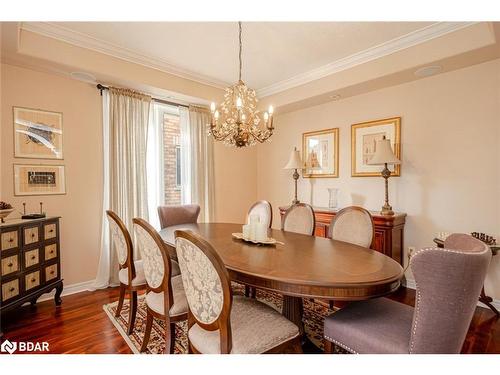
(145, 275), (188, 317)
(323, 298), (413, 354)
(119, 259), (180, 287)
(188, 295), (300, 354)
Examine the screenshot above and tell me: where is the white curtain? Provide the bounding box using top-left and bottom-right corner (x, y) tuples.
(179, 106), (215, 223)
(93, 87), (151, 289)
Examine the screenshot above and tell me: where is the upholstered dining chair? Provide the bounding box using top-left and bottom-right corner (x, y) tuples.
(106, 210), (147, 335)
(328, 206), (374, 248)
(247, 200), (273, 228)
(175, 230), (302, 354)
(323, 233), (491, 354)
(281, 203), (315, 236)
(133, 218), (187, 353)
(157, 204), (200, 229)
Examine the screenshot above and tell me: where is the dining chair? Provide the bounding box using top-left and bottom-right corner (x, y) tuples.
(323, 233), (491, 354)
(133, 218), (188, 353)
(281, 203), (315, 236)
(328, 206), (374, 248)
(175, 229), (302, 354)
(247, 200), (273, 228)
(106, 210), (147, 335)
(157, 204), (201, 229)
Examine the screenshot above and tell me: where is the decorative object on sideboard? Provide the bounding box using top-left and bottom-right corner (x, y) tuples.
(208, 22), (274, 148)
(21, 201), (47, 220)
(471, 232), (497, 246)
(302, 128), (339, 178)
(13, 164), (66, 196)
(13, 107), (63, 159)
(351, 117), (401, 177)
(367, 136), (401, 216)
(0, 201), (14, 223)
(327, 188), (339, 209)
(283, 148), (304, 205)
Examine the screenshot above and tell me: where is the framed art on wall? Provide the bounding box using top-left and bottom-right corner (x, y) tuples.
(13, 107), (63, 159)
(302, 128), (339, 178)
(13, 164), (66, 196)
(351, 117), (401, 177)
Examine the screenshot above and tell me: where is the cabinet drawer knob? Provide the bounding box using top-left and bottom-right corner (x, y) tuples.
(31, 255), (36, 260)
(31, 278), (36, 283)
(7, 263), (13, 267)
(50, 250), (54, 254)
(31, 233), (35, 238)
(49, 229), (54, 233)
(8, 238), (14, 243)
(50, 270), (55, 274)
(9, 287), (15, 292)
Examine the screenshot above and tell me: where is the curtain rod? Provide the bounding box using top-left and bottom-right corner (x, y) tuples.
(96, 84), (189, 109)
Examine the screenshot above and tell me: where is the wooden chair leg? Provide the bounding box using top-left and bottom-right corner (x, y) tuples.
(329, 300), (334, 310)
(323, 338), (335, 354)
(140, 310), (153, 353)
(127, 291), (138, 335)
(115, 284), (126, 317)
(245, 285), (251, 297)
(164, 320), (174, 354)
(169, 322), (176, 354)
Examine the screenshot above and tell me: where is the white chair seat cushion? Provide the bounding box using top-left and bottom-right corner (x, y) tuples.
(145, 275), (188, 317)
(118, 260), (180, 287)
(188, 295), (300, 353)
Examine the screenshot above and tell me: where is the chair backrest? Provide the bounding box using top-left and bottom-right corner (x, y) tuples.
(133, 218), (176, 312)
(328, 206), (374, 248)
(281, 203), (315, 236)
(106, 210), (135, 282)
(247, 200), (273, 228)
(408, 233), (491, 353)
(157, 204), (201, 229)
(175, 230), (233, 353)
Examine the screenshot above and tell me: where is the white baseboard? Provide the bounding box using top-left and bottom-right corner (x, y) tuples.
(36, 279), (95, 303)
(403, 278), (500, 311)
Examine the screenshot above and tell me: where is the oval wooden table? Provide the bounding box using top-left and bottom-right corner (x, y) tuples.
(159, 223), (404, 336)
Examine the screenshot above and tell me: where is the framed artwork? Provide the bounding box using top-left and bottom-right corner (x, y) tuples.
(302, 128), (339, 178)
(13, 164), (66, 196)
(13, 107), (63, 159)
(351, 117), (401, 177)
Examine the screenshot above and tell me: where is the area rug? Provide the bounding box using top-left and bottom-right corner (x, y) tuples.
(103, 283), (339, 354)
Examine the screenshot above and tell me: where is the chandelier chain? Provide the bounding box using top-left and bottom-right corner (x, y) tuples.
(238, 21), (242, 82)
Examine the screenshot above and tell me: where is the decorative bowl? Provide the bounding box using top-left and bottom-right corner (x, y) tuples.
(231, 232), (278, 246)
(0, 208), (15, 223)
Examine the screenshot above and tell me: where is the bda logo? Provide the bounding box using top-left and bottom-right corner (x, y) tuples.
(1, 339), (17, 354)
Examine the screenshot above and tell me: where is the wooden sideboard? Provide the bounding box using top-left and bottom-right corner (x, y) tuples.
(0, 217), (63, 336)
(279, 206), (406, 265)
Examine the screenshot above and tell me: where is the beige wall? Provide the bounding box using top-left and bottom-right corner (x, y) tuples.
(257, 59), (500, 300)
(1, 63), (103, 285)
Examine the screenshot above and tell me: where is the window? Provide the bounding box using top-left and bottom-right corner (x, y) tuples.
(175, 145), (181, 188)
(162, 112), (182, 205)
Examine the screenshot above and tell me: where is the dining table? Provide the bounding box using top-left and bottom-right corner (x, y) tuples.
(159, 222), (404, 337)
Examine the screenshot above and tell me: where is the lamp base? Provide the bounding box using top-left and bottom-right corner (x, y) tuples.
(380, 204), (394, 216)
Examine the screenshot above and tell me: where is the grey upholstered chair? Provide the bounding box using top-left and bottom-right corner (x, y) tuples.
(157, 204), (200, 229)
(175, 230), (302, 354)
(323, 233), (491, 354)
(281, 203), (315, 236)
(247, 200), (273, 228)
(106, 210), (147, 335)
(133, 218), (186, 353)
(328, 206), (374, 248)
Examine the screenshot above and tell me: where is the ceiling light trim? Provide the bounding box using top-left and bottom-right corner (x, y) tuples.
(20, 22), (229, 90)
(257, 22), (477, 98)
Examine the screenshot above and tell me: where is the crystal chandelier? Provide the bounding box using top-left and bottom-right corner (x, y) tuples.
(208, 22), (274, 148)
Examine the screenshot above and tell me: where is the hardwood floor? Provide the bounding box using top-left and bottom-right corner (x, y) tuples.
(0, 286), (498, 354)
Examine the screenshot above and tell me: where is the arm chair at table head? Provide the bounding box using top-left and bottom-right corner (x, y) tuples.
(133, 218), (187, 353)
(281, 203), (315, 236)
(247, 200), (273, 228)
(328, 206), (374, 248)
(323, 233), (491, 354)
(157, 204), (200, 229)
(175, 230), (301, 354)
(106, 210), (147, 334)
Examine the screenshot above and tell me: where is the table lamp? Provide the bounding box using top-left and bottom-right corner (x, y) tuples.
(283, 147), (303, 205)
(367, 136), (401, 216)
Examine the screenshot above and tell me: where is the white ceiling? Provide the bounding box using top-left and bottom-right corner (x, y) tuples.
(30, 22), (437, 91)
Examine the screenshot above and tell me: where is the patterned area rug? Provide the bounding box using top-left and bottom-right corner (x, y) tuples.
(103, 283), (340, 354)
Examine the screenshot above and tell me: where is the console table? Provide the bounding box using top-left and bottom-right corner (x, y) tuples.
(279, 206), (406, 265)
(0, 217), (63, 336)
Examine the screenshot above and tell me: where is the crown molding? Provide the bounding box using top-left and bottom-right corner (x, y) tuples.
(20, 22), (229, 90)
(256, 22), (477, 98)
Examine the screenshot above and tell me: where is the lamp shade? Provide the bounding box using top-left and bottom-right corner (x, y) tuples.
(284, 148), (303, 169)
(367, 138), (401, 165)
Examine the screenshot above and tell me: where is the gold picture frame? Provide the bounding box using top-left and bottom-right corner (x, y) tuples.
(351, 117), (401, 177)
(13, 164), (66, 196)
(302, 128), (339, 178)
(13, 106), (64, 160)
